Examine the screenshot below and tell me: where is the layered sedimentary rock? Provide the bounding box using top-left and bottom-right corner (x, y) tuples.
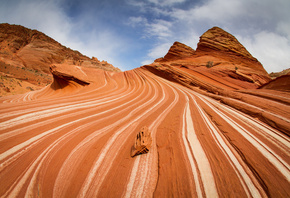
(0, 23), (120, 96)
(149, 27), (270, 89)
(131, 126), (152, 157)
(156, 41), (195, 62)
(269, 68), (290, 79)
(259, 74), (290, 91)
(197, 27), (256, 60)
(0, 26), (289, 197)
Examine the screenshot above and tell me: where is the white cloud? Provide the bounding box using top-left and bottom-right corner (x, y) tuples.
(127, 16), (148, 27)
(238, 32), (290, 73)
(141, 59), (154, 65)
(141, 42), (172, 65)
(277, 21), (290, 40)
(0, 0), (130, 70)
(0, 0), (72, 44)
(125, 0), (146, 10)
(190, 0), (243, 22)
(69, 29), (128, 70)
(148, 42), (172, 58)
(148, 0), (186, 6)
(1, 0), (290, 72)
(146, 19), (173, 39)
(127, 0), (186, 8)
(138, 0), (290, 72)
(127, 16), (173, 40)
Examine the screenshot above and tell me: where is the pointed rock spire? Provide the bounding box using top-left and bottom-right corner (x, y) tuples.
(157, 41), (195, 62)
(196, 26), (255, 61)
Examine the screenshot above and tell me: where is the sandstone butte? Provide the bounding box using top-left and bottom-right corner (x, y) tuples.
(0, 24), (289, 197)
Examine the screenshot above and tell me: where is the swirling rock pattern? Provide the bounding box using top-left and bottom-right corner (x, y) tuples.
(0, 25), (289, 197)
(0, 63), (289, 197)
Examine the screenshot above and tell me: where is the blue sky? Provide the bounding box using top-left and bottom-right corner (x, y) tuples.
(1, 0), (290, 72)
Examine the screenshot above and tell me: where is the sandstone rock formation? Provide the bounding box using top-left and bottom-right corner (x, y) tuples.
(50, 64), (90, 85)
(150, 27), (270, 89)
(148, 27), (270, 90)
(156, 41), (195, 62)
(0, 26), (289, 198)
(131, 126), (152, 157)
(259, 74), (290, 91)
(0, 23), (120, 96)
(197, 27), (256, 60)
(269, 68), (290, 79)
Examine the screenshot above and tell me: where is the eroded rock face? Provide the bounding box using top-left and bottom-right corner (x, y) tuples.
(131, 126), (152, 157)
(259, 74), (290, 91)
(269, 68), (290, 79)
(1, 38), (289, 197)
(50, 64), (90, 86)
(197, 27), (254, 60)
(156, 41), (195, 62)
(148, 26), (270, 88)
(0, 23), (121, 96)
(196, 26), (268, 76)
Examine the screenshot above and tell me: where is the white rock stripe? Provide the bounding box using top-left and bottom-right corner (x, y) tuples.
(168, 82), (218, 198)
(124, 76), (179, 198)
(0, 73), (144, 167)
(192, 97), (264, 198)
(201, 95), (290, 154)
(182, 101), (203, 198)
(135, 82), (178, 197)
(77, 72), (166, 197)
(4, 85), (149, 197)
(0, 70), (145, 196)
(53, 72), (153, 197)
(0, 72), (142, 141)
(199, 95), (290, 182)
(0, 78), (137, 131)
(0, 71), (132, 121)
(3, 123), (90, 197)
(183, 98), (217, 198)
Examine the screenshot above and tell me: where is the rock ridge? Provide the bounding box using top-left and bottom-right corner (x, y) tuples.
(156, 41), (195, 62)
(196, 27), (255, 60)
(0, 23), (120, 96)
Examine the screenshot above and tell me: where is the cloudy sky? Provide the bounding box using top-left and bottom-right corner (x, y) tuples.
(1, 0), (289, 72)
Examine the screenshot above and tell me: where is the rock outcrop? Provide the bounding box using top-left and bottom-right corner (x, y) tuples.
(269, 68), (290, 79)
(259, 74), (290, 91)
(197, 27), (255, 60)
(141, 27), (290, 134)
(0, 26), (289, 197)
(196, 27), (269, 77)
(156, 41), (195, 62)
(149, 26), (270, 89)
(50, 64), (90, 86)
(131, 126), (152, 157)
(0, 23), (120, 96)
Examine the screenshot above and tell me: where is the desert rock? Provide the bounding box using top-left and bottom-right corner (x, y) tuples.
(259, 74), (290, 91)
(0, 26), (289, 197)
(131, 126), (152, 157)
(156, 41), (195, 62)
(0, 23), (120, 96)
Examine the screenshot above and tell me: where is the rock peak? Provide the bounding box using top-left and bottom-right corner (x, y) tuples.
(196, 26), (255, 61)
(156, 41), (195, 62)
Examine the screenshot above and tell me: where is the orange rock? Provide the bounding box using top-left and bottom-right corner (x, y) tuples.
(147, 26), (271, 88)
(196, 26), (269, 77)
(259, 74), (290, 91)
(0, 23), (120, 96)
(156, 41), (195, 62)
(131, 126), (152, 157)
(197, 27), (255, 60)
